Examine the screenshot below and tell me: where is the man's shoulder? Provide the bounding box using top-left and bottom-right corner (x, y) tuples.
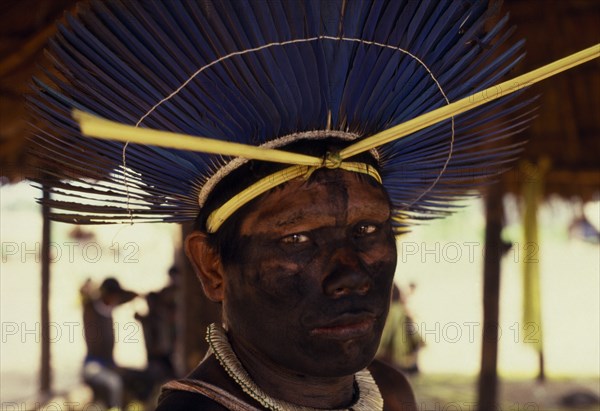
(156, 355), (255, 411)
(368, 359), (417, 411)
(156, 390), (229, 411)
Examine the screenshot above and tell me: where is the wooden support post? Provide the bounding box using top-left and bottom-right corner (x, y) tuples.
(521, 159), (549, 384)
(40, 184), (51, 394)
(538, 351), (545, 382)
(477, 182), (504, 411)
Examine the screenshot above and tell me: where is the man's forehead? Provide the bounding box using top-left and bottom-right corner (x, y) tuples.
(239, 171), (390, 235)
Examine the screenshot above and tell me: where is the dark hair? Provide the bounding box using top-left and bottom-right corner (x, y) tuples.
(194, 138), (383, 265)
(100, 277), (122, 294)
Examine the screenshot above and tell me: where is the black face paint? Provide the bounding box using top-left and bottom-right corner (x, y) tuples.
(222, 170), (397, 377)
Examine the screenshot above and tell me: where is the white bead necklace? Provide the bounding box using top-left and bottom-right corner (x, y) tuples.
(207, 323), (384, 411)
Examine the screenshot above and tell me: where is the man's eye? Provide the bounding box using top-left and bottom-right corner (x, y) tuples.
(356, 224), (378, 236)
(281, 233), (310, 244)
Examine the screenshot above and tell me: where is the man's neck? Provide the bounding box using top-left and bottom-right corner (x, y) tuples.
(229, 334), (355, 408)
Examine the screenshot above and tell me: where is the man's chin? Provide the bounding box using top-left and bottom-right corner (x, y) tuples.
(292, 340), (380, 378)
(304, 357), (375, 378)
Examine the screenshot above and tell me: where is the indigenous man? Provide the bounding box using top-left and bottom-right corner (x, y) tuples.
(81, 278), (137, 408)
(157, 143), (417, 409)
(27, 0), (549, 410)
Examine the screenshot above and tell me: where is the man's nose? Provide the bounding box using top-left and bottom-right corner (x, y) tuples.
(322, 246), (371, 298)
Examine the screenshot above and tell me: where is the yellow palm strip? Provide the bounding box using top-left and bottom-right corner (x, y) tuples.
(340, 44), (599, 159)
(206, 162), (381, 233)
(206, 165), (310, 232)
(73, 110), (322, 167)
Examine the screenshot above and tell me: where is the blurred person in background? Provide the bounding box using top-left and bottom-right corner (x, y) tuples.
(81, 277), (155, 408)
(377, 284), (425, 374)
(136, 266), (180, 383)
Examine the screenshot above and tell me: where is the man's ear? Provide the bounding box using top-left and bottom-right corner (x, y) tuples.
(185, 231), (225, 302)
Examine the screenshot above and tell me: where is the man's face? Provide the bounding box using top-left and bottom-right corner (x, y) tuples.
(221, 169), (397, 377)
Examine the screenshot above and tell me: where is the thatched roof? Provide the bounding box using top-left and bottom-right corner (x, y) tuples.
(501, 0), (600, 200)
(1, 0), (598, 200)
(0, 0), (80, 182)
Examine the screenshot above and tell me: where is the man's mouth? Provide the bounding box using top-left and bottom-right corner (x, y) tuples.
(309, 313), (376, 340)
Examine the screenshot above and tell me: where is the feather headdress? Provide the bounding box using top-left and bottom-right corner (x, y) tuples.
(28, 0), (597, 234)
